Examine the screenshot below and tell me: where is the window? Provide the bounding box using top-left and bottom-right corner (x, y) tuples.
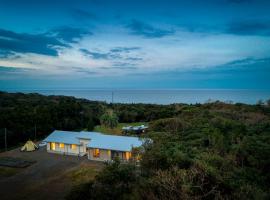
(125, 152), (132, 160)
(71, 144), (77, 150)
(59, 143), (65, 148)
(93, 149), (100, 157)
(50, 142), (55, 150)
(108, 150), (111, 158)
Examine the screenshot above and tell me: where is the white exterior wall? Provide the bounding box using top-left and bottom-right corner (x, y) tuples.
(88, 148), (112, 161)
(46, 143), (50, 151)
(88, 148), (130, 162)
(46, 141), (132, 161)
(47, 142), (83, 156)
(78, 138), (90, 155)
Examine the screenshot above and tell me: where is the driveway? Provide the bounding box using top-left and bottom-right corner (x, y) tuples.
(0, 146), (103, 200)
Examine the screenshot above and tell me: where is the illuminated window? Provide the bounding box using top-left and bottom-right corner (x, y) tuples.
(50, 142), (55, 150)
(93, 149), (100, 157)
(59, 143), (65, 148)
(71, 144), (77, 150)
(108, 150), (111, 158)
(125, 152), (132, 160)
(136, 154), (141, 161)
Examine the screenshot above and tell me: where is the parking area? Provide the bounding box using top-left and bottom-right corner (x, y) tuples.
(0, 145), (103, 200)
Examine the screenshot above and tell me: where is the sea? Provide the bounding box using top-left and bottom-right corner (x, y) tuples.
(3, 89), (270, 105)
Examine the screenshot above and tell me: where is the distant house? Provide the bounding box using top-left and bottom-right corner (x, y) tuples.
(43, 130), (143, 162)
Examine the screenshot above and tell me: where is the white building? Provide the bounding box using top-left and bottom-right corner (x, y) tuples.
(43, 130), (143, 162)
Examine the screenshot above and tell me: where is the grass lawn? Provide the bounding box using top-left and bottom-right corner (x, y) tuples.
(68, 163), (102, 185)
(94, 122), (147, 135)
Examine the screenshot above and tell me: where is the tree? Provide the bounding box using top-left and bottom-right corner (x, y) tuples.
(67, 159), (137, 200)
(266, 99), (270, 107)
(100, 109), (118, 129)
(92, 158), (137, 199)
(256, 99), (264, 106)
(87, 119), (95, 131)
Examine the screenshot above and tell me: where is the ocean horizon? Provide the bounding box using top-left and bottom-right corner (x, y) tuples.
(2, 89), (270, 105)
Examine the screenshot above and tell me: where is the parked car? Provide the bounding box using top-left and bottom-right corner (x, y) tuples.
(38, 141), (47, 147)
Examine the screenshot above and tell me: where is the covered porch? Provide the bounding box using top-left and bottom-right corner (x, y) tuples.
(87, 148), (132, 162)
(46, 142), (87, 156)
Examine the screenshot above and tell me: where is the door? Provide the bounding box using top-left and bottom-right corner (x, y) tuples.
(50, 142), (55, 150)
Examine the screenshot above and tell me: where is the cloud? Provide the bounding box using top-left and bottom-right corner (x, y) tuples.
(112, 62), (137, 69)
(80, 48), (110, 59)
(0, 29), (68, 56)
(125, 57), (143, 61)
(224, 57), (258, 66)
(0, 66), (29, 72)
(0, 27), (92, 57)
(48, 26), (92, 43)
(227, 20), (270, 36)
(222, 57), (270, 69)
(126, 19), (174, 38)
(0, 50), (15, 58)
(178, 20), (270, 36)
(176, 23), (222, 34)
(71, 9), (98, 21)
(226, 0), (252, 4)
(185, 57), (270, 76)
(0, 66), (36, 79)
(80, 47), (143, 62)
(110, 47), (141, 53)
(71, 67), (98, 75)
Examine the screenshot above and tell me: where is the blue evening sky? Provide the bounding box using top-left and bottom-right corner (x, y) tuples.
(0, 0), (270, 89)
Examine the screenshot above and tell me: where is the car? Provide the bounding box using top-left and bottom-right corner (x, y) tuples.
(38, 141), (47, 147)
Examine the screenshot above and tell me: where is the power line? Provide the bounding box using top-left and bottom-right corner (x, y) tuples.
(34, 124), (37, 141)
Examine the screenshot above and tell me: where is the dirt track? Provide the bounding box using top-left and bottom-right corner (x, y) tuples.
(0, 146), (102, 200)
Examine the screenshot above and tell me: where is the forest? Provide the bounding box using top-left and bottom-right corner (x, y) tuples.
(0, 91), (176, 149)
(0, 91), (270, 199)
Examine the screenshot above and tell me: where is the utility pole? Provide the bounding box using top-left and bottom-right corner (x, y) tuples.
(4, 128), (7, 151)
(34, 124), (37, 141)
(34, 107), (37, 141)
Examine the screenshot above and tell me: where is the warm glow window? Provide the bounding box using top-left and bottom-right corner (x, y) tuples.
(59, 143), (65, 148)
(125, 152), (132, 160)
(50, 142), (55, 150)
(71, 144), (77, 150)
(93, 149), (100, 157)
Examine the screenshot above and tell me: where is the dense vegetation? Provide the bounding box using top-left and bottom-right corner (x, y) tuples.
(0, 91), (176, 150)
(1, 91), (270, 199)
(67, 102), (270, 199)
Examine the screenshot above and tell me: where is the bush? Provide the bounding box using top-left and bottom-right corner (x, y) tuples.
(66, 159), (138, 200)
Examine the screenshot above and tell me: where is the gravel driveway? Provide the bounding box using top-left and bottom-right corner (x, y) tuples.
(0, 146), (102, 200)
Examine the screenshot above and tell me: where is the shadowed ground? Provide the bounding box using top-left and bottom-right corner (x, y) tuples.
(0, 146), (103, 200)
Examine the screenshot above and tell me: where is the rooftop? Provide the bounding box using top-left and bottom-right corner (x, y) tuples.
(44, 130), (144, 152)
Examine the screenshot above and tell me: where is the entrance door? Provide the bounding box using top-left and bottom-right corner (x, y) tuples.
(111, 151), (120, 160)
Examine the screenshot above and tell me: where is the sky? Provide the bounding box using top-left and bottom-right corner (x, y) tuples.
(0, 0), (270, 89)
